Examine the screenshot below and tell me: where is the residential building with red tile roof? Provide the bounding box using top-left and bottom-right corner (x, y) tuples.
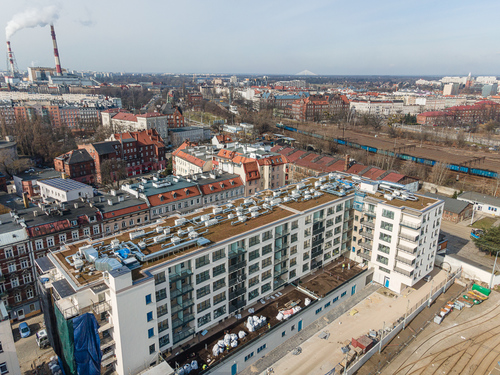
(172, 142), (213, 176)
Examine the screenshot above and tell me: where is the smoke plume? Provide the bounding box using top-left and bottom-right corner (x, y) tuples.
(5, 6), (60, 40)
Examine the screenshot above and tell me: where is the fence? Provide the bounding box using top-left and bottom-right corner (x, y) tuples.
(324, 268), (463, 375)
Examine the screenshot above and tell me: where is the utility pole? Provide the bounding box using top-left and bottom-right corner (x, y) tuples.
(489, 251), (499, 289)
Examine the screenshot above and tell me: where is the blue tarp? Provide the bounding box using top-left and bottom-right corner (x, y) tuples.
(72, 313), (102, 375)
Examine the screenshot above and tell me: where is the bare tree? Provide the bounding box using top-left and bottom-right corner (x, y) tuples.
(100, 159), (128, 189)
(429, 162), (449, 185)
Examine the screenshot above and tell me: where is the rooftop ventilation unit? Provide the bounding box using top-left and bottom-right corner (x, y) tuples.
(138, 241), (147, 250)
(129, 230), (146, 240)
(283, 197), (291, 203)
(314, 181), (322, 188)
(163, 227), (170, 235)
(271, 198), (282, 206)
(175, 218), (187, 226)
(177, 229), (187, 237)
(110, 239), (120, 249)
(313, 191), (323, 198)
(303, 194), (312, 201)
(213, 207), (223, 215)
(171, 236), (181, 244)
(251, 211), (260, 218)
(205, 218), (218, 227)
(154, 234), (167, 243)
(156, 226), (164, 233)
(107, 199), (113, 206)
(188, 231), (199, 239)
(201, 214), (210, 222)
(228, 213), (235, 219)
(249, 206), (259, 212)
(110, 189), (117, 196)
(319, 177), (326, 183)
(238, 215), (248, 223)
(187, 226), (195, 232)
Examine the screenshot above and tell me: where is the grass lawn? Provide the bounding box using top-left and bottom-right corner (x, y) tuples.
(469, 216), (497, 230)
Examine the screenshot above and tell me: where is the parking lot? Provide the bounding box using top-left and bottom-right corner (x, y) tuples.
(11, 314), (55, 374)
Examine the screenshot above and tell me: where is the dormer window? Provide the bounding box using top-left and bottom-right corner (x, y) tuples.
(159, 194), (164, 202)
(71, 220), (78, 226)
(172, 192), (177, 198)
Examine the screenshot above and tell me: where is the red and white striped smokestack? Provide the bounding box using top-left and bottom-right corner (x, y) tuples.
(6, 41), (15, 76)
(50, 24), (62, 75)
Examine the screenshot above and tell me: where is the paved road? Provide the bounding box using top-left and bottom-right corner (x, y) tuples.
(440, 216), (500, 269)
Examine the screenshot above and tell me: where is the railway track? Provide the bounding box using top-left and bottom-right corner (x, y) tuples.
(391, 301), (500, 375)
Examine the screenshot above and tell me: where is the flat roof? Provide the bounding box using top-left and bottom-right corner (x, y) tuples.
(38, 178), (92, 192)
(47, 174), (440, 288)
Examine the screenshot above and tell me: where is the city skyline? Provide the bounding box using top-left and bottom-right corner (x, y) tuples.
(2, 0), (500, 76)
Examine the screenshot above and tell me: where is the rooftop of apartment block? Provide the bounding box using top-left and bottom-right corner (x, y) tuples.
(39, 173), (440, 291)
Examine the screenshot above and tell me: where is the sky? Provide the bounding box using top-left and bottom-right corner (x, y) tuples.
(2, 0), (499, 76)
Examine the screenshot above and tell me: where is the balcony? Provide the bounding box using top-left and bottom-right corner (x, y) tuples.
(400, 221), (421, 230)
(358, 241), (372, 251)
(229, 299), (246, 313)
(393, 266), (413, 278)
(396, 256), (415, 266)
(363, 220), (375, 229)
(274, 252), (289, 262)
(170, 284), (194, 299)
(101, 354), (117, 368)
(169, 269), (193, 282)
(364, 210), (376, 218)
(229, 260), (246, 273)
(358, 251), (371, 261)
(229, 286), (246, 301)
(361, 231), (374, 240)
(275, 230), (289, 239)
(172, 313), (195, 329)
(311, 249), (323, 258)
(311, 260), (323, 270)
(229, 247), (246, 258)
(100, 336), (115, 351)
(399, 233), (419, 243)
(228, 273), (246, 287)
(171, 298), (194, 315)
(274, 267), (288, 277)
(173, 327), (195, 344)
(273, 278), (286, 290)
(312, 239), (323, 248)
(397, 243), (417, 255)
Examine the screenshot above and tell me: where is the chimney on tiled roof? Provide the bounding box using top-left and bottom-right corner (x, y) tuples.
(344, 154), (350, 172)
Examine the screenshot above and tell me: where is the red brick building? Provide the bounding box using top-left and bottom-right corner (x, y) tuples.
(54, 149), (96, 183)
(291, 94), (349, 122)
(416, 111), (449, 126)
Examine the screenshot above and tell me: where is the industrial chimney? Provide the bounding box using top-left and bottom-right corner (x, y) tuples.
(6, 41), (15, 76)
(50, 24), (62, 76)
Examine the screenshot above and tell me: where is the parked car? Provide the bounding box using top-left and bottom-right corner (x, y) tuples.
(19, 322), (30, 338)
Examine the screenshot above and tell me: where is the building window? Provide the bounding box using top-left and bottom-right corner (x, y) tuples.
(47, 237), (55, 247)
(379, 233), (392, 243)
(148, 328), (154, 338)
(261, 283), (271, 294)
(214, 305), (226, 319)
(198, 312), (211, 327)
(159, 334), (170, 348)
(20, 259), (29, 269)
(244, 352), (254, 362)
(147, 311), (153, 322)
(249, 288), (259, 300)
(158, 319), (169, 333)
(8, 264), (16, 273)
(27, 288), (34, 299)
(196, 270), (210, 284)
(380, 221), (393, 232)
(213, 278), (225, 292)
(213, 291), (226, 306)
(197, 285), (211, 299)
(282, 331), (286, 337)
(93, 225), (100, 234)
(212, 249), (225, 261)
(145, 294), (152, 305)
(155, 288), (167, 302)
(0, 362), (7, 374)
(197, 299), (211, 313)
(14, 292), (21, 303)
(157, 303), (168, 318)
(72, 231), (79, 240)
(23, 273), (32, 284)
(17, 244), (25, 254)
(154, 272), (166, 285)
(196, 255), (210, 269)
(315, 307), (323, 314)
(83, 228), (90, 236)
(382, 209), (395, 220)
(35, 240), (44, 250)
(149, 344), (155, 354)
(378, 244), (390, 254)
(213, 264), (225, 277)
(262, 244), (273, 255)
